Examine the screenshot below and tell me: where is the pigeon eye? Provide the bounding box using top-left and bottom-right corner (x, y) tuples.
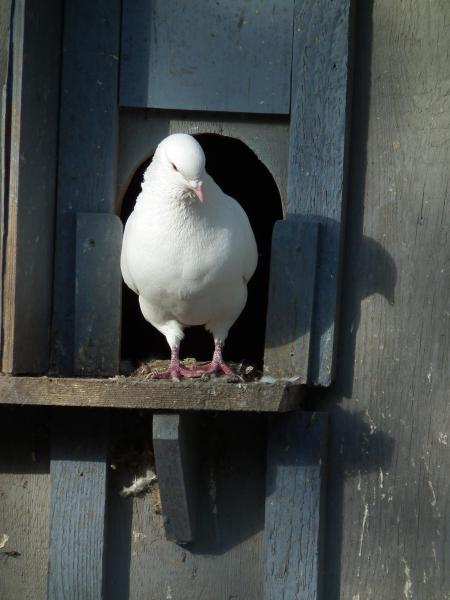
(171, 162), (178, 172)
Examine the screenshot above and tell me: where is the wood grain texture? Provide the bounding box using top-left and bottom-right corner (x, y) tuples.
(0, 0), (12, 353)
(51, 0), (120, 374)
(120, 0), (293, 114)
(0, 375), (306, 412)
(264, 219), (319, 381)
(318, 1), (450, 598)
(48, 408), (108, 600)
(287, 0), (353, 386)
(74, 213), (123, 376)
(2, 0), (62, 373)
(0, 407), (50, 600)
(105, 412), (267, 600)
(153, 414), (198, 544)
(264, 412), (327, 600)
(117, 109), (289, 213)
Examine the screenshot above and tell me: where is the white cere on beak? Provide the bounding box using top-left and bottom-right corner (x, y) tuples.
(190, 180), (204, 202)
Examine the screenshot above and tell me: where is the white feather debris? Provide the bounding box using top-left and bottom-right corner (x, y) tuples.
(120, 469), (157, 498)
(0, 533), (9, 549)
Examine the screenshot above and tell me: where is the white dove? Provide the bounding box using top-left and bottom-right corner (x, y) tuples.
(120, 133), (258, 380)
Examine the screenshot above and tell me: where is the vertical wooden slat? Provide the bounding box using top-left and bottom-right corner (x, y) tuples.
(287, 0), (354, 385)
(264, 412), (328, 600)
(152, 413), (199, 544)
(0, 0), (12, 353)
(74, 213), (122, 376)
(51, 0), (120, 374)
(264, 219), (319, 381)
(2, 0), (62, 373)
(48, 408), (109, 600)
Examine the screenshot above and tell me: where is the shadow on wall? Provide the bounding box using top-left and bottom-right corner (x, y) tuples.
(120, 133), (283, 370)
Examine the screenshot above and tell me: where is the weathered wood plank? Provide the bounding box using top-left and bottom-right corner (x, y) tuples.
(322, 1), (450, 598)
(106, 412), (266, 600)
(153, 414), (198, 544)
(48, 408), (108, 600)
(0, 375), (306, 412)
(264, 412), (327, 600)
(120, 0), (294, 114)
(287, 0), (353, 385)
(264, 219), (319, 381)
(0, 0), (12, 355)
(0, 406), (50, 600)
(2, 0), (62, 373)
(74, 213), (122, 376)
(51, 0), (120, 374)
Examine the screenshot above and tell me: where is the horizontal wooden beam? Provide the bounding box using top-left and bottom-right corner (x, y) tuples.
(0, 376), (307, 412)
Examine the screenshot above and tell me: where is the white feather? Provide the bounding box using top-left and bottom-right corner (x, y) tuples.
(121, 134), (258, 350)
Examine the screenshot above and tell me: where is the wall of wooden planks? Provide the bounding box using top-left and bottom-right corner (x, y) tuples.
(1, 1), (449, 599)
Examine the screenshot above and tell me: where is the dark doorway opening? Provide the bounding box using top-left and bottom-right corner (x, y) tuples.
(120, 134), (283, 370)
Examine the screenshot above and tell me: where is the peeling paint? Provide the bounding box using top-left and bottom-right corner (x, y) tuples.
(401, 558), (413, 599)
(358, 503), (369, 557)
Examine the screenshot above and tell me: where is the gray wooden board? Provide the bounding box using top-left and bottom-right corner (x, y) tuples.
(48, 408), (108, 600)
(316, 1), (450, 598)
(51, 0), (120, 374)
(120, 0), (294, 114)
(264, 412), (327, 600)
(287, 0), (353, 386)
(74, 213), (123, 376)
(0, 406), (50, 600)
(0, 0), (12, 354)
(153, 414), (198, 544)
(0, 375), (306, 412)
(264, 219), (319, 381)
(2, 0), (62, 373)
(105, 411), (266, 600)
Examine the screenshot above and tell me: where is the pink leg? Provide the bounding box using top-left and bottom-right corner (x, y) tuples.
(149, 346), (204, 381)
(199, 340), (236, 377)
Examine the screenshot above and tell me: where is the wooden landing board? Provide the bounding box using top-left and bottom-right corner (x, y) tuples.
(48, 408), (108, 600)
(0, 376), (307, 412)
(264, 412), (328, 599)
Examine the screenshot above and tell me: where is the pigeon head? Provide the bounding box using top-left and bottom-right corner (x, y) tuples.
(155, 133), (206, 202)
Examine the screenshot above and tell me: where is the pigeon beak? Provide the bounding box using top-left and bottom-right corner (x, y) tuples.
(190, 180), (204, 203)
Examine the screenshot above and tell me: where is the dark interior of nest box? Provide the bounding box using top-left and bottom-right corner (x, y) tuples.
(120, 133), (283, 370)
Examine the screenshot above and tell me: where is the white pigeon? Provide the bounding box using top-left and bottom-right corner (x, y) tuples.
(121, 133), (258, 380)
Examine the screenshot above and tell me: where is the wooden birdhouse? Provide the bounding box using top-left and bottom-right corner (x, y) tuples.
(0, 1), (353, 598)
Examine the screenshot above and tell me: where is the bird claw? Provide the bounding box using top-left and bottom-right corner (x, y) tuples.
(146, 364), (204, 381)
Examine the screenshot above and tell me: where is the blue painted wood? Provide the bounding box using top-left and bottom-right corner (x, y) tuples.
(120, 0), (294, 114)
(152, 413), (198, 544)
(51, 0), (121, 374)
(48, 408), (109, 600)
(2, 0), (62, 373)
(264, 412), (328, 600)
(74, 213), (123, 376)
(264, 219), (319, 382)
(287, 0), (354, 385)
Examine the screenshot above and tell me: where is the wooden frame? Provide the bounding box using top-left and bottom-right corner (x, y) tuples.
(1, 0), (62, 374)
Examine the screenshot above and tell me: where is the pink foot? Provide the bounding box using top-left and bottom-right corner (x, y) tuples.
(198, 340), (241, 380)
(147, 346), (205, 381)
